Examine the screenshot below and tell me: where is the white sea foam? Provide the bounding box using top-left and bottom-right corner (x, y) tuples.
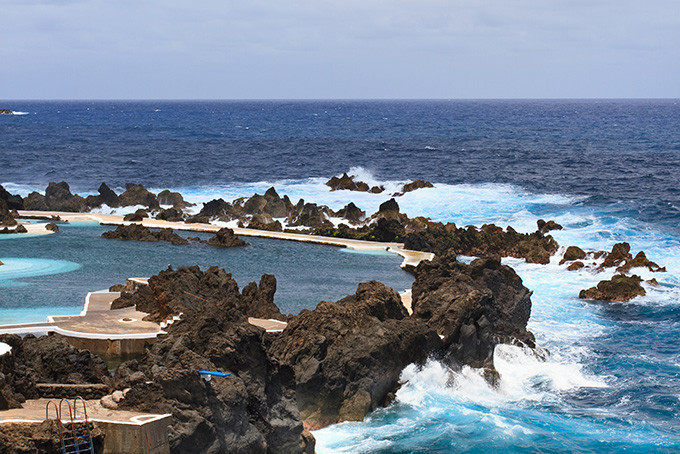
(0, 343), (11, 356)
(11, 111), (29, 115)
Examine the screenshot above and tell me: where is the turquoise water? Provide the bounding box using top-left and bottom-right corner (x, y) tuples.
(0, 222), (413, 324)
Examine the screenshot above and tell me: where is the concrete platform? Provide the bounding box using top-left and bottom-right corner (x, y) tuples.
(0, 398), (171, 454)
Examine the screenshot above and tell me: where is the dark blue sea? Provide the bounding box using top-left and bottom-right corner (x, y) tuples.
(2, 100), (680, 452)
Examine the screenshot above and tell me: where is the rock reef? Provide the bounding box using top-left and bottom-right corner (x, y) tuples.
(101, 224), (189, 245)
(579, 274), (647, 302)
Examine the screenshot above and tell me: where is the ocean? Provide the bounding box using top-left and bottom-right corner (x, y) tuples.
(2, 100), (680, 452)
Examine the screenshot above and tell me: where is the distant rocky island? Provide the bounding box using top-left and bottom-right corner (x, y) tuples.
(0, 109), (14, 115)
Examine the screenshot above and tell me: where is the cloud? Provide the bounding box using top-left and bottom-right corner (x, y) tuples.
(0, 0), (678, 98)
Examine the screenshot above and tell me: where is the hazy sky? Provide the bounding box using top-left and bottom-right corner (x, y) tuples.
(1, 0), (678, 99)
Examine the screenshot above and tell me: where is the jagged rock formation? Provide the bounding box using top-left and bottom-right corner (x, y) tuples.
(0, 199), (17, 227)
(411, 254), (535, 373)
(123, 209), (148, 222)
(326, 173), (383, 193)
(596, 242), (665, 273)
(0, 109), (14, 115)
(23, 182), (88, 212)
(101, 224), (189, 245)
(287, 202), (332, 229)
(0, 334), (110, 411)
(108, 267), (312, 453)
(157, 190), (193, 210)
(203, 228), (248, 248)
(268, 281), (440, 429)
(579, 274), (647, 302)
(560, 246), (586, 265)
(156, 207), (186, 222)
(393, 179), (434, 196)
(0, 185), (23, 210)
(333, 202), (365, 225)
(118, 184), (160, 210)
(537, 219), (563, 234)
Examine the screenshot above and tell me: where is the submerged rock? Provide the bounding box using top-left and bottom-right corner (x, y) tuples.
(268, 281), (440, 429)
(579, 274), (646, 302)
(101, 224), (189, 245)
(411, 254), (535, 371)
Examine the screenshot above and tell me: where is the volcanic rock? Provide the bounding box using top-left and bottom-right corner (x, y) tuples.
(157, 190), (193, 210)
(326, 173), (370, 192)
(45, 223), (59, 232)
(525, 246), (551, 264)
(560, 246), (586, 264)
(248, 214), (283, 232)
(156, 207), (186, 222)
(110, 267), (312, 452)
(0, 334), (110, 411)
(118, 183), (160, 209)
(25, 182), (88, 212)
(0, 199), (17, 227)
(333, 202), (365, 225)
(537, 219), (563, 234)
(98, 182), (120, 207)
(203, 228), (248, 248)
(101, 224), (189, 245)
(579, 274), (646, 302)
(0, 109), (13, 115)
(23, 192), (49, 211)
(123, 209), (148, 222)
(411, 254), (535, 370)
(240, 188), (292, 219)
(288, 202), (332, 229)
(393, 179), (434, 196)
(597, 242), (665, 273)
(0, 185), (23, 210)
(567, 261), (585, 271)
(268, 281), (440, 429)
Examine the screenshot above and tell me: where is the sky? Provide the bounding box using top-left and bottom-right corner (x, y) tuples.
(0, 0), (678, 99)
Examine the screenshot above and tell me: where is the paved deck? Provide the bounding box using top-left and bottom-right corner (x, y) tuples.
(0, 398), (170, 426)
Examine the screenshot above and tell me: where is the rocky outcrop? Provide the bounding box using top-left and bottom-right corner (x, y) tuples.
(268, 281), (440, 429)
(118, 184), (160, 209)
(196, 198), (239, 220)
(0, 185), (23, 210)
(0, 199), (17, 227)
(327, 173), (368, 192)
(333, 202), (365, 225)
(537, 219), (562, 234)
(241, 274), (285, 321)
(98, 182), (120, 207)
(23, 182), (88, 212)
(560, 246), (586, 264)
(123, 209), (148, 222)
(0, 334), (110, 411)
(247, 214), (283, 232)
(596, 242), (665, 273)
(101, 224), (189, 245)
(579, 274), (647, 302)
(288, 202), (332, 229)
(411, 254), (535, 372)
(22, 192), (49, 211)
(157, 190), (193, 210)
(45, 223), (59, 232)
(0, 109), (13, 115)
(393, 179), (434, 196)
(203, 228), (248, 248)
(240, 188), (293, 219)
(107, 267), (311, 453)
(156, 207), (186, 222)
(404, 222), (559, 263)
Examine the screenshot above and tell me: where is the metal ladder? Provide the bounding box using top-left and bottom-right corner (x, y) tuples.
(46, 397), (95, 454)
